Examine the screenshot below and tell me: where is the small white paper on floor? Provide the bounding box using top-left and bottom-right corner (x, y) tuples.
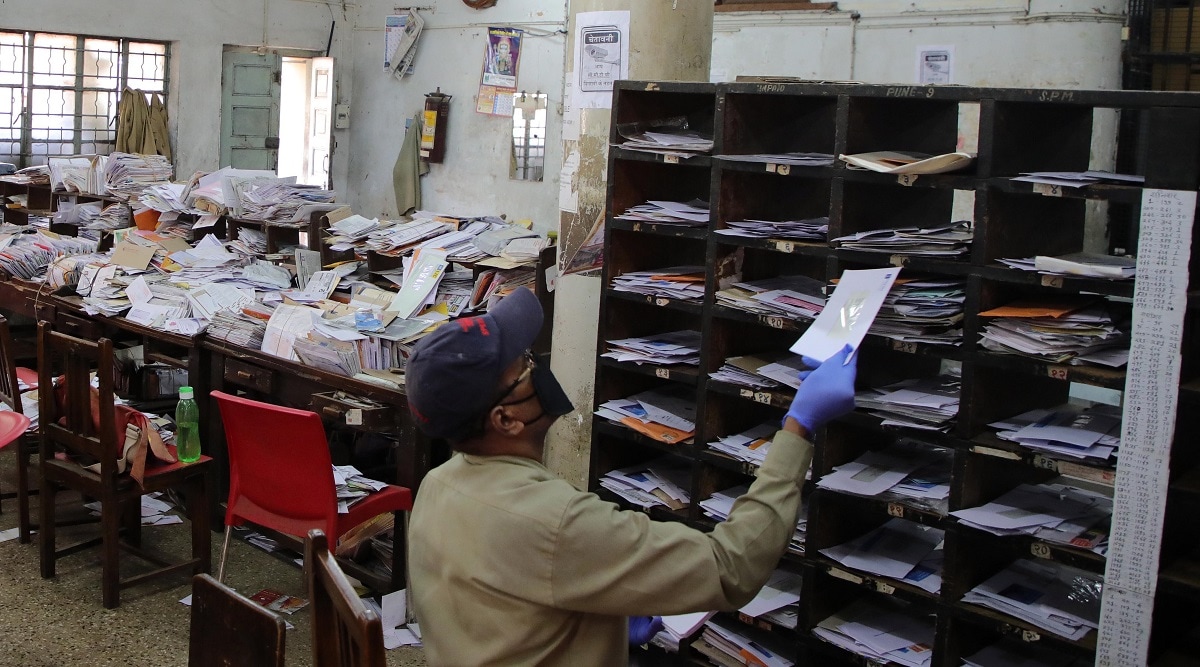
(0, 527), (20, 542)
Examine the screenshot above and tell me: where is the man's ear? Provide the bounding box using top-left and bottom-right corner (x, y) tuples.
(486, 404), (525, 438)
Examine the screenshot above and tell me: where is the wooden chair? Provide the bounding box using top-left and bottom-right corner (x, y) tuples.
(0, 314), (36, 542)
(37, 322), (212, 608)
(188, 573), (286, 667)
(307, 529), (386, 667)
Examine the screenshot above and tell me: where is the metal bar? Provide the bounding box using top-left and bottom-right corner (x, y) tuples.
(73, 37), (84, 154)
(20, 32), (32, 167)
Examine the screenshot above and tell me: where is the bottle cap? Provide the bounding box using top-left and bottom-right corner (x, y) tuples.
(179, 386), (194, 400)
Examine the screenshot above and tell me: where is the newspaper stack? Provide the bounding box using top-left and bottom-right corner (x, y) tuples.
(819, 519), (944, 594)
(332, 465), (390, 513)
(978, 298), (1128, 366)
(961, 559), (1102, 640)
(988, 403), (1121, 461)
(698, 620), (796, 667)
(718, 152), (835, 167)
(715, 216), (828, 241)
(602, 330), (701, 367)
(594, 386), (696, 444)
(951, 482), (1112, 553)
(598, 457), (691, 510)
(816, 441), (952, 513)
(714, 274), (826, 319)
(614, 200), (709, 227)
(869, 278), (965, 345)
(706, 421), (778, 467)
(103, 152), (174, 201)
(813, 599), (935, 667)
(610, 266), (705, 302)
(855, 375), (960, 432)
(709, 352), (808, 390)
(832, 221), (972, 256)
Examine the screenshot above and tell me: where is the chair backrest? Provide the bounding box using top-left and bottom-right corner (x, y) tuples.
(0, 314), (23, 413)
(188, 573), (286, 667)
(37, 322), (118, 479)
(307, 529), (386, 667)
(210, 390), (339, 539)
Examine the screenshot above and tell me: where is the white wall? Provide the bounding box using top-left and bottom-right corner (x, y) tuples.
(0, 0), (348, 186)
(347, 1), (568, 231)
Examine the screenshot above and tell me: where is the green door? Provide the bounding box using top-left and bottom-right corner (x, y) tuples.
(220, 51), (281, 170)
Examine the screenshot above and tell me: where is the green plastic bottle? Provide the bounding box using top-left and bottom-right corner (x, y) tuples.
(175, 386), (201, 463)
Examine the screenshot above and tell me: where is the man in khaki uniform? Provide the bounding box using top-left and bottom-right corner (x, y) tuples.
(406, 287), (856, 666)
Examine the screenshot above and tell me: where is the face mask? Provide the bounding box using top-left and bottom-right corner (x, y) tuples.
(529, 354), (574, 418)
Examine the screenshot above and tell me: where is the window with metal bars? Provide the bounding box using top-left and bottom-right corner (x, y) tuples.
(0, 30), (169, 168)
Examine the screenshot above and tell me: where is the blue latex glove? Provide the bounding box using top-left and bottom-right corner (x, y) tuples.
(785, 344), (858, 432)
(628, 615), (663, 645)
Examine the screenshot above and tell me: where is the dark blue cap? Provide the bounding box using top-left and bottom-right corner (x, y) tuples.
(406, 287), (542, 441)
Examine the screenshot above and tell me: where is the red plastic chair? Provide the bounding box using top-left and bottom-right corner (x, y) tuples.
(210, 391), (413, 590)
(0, 313), (37, 543)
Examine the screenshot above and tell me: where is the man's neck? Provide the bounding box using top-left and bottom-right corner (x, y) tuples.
(464, 436), (545, 462)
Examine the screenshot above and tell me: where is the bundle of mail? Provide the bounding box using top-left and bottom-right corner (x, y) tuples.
(333, 464), (390, 514)
(868, 278), (965, 345)
(651, 570), (802, 651)
(717, 152), (835, 167)
(819, 519), (944, 594)
(962, 637), (1087, 667)
(832, 221), (972, 257)
(998, 251), (1136, 280)
(594, 386), (697, 444)
(988, 403), (1121, 461)
(610, 265), (705, 302)
(602, 330), (701, 366)
(6, 164), (50, 186)
(651, 611), (716, 653)
(855, 374), (961, 432)
(951, 482), (1112, 554)
(816, 441), (952, 513)
(812, 598), (935, 667)
(698, 619), (796, 667)
(978, 297), (1129, 367)
(1009, 170), (1144, 189)
(103, 152), (174, 201)
(615, 116), (713, 158)
(0, 232), (97, 280)
(706, 421), (778, 467)
(714, 216), (828, 241)
(700, 483), (807, 556)
(615, 200), (709, 227)
(231, 179), (337, 224)
(709, 352), (808, 390)
(332, 212), (543, 268)
(714, 274), (826, 320)
(961, 559), (1102, 640)
(598, 457), (691, 511)
(54, 201), (131, 239)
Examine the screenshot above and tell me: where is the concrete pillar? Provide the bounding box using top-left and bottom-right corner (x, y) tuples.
(547, 1), (712, 488)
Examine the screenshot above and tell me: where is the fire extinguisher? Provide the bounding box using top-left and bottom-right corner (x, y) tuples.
(420, 88), (451, 163)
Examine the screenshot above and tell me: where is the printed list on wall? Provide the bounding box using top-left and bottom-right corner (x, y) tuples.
(1096, 188), (1196, 666)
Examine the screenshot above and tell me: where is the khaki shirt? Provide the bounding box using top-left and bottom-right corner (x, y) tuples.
(408, 429), (813, 666)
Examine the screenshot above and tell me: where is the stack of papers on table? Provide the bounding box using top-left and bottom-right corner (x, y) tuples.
(839, 150), (974, 175)
(595, 385), (697, 444)
(979, 299), (1128, 366)
(232, 179), (337, 223)
(870, 278), (965, 345)
(1009, 170), (1144, 188)
(610, 266), (705, 301)
(951, 482), (1111, 553)
(139, 182), (190, 213)
(706, 421), (779, 466)
(833, 221), (972, 256)
(208, 307), (271, 348)
(229, 228), (268, 255)
(700, 620), (796, 667)
(332, 464), (390, 513)
(813, 598), (935, 667)
(615, 200), (709, 227)
(715, 274), (827, 319)
(739, 569), (803, 628)
(715, 216), (829, 241)
(598, 457), (691, 510)
(961, 637), (1086, 667)
(817, 441), (952, 511)
(651, 611), (717, 652)
(989, 403), (1121, 461)
(603, 330), (701, 366)
(961, 559), (1102, 640)
(820, 519), (944, 593)
(718, 152), (835, 167)
(709, 352), (808, 390)
(998, 252), (1136, 280)
(0, 233), (97, 279)
(103, 152), (174, 200)
(364, 220), (452, 255)
(856, 375), (960, 432)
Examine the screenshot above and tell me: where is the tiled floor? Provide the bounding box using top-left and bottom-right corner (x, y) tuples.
(0, 453), (428, 667)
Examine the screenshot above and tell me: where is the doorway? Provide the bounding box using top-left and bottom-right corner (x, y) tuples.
(219, 49), (333, 188)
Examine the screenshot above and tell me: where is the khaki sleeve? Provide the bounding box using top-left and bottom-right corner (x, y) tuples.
(548, 430), (812, 616)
